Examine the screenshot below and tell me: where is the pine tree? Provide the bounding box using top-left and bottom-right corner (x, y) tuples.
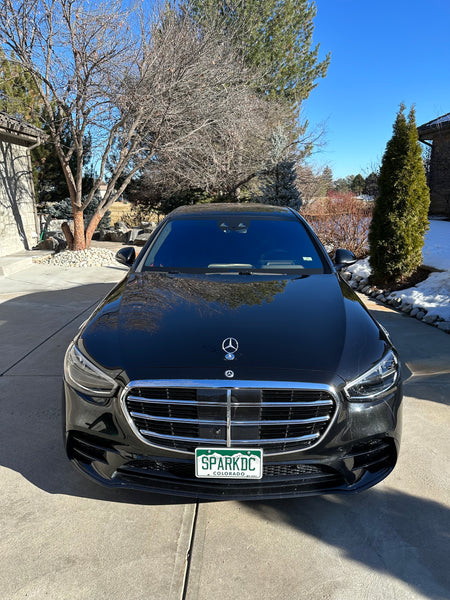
(363, 172), (379, 198)
(351, 174), (365, 195)
(259, 127), (301, 208)
(189, 0), (330, 106)
(321, 166), (333, 195)
(369, 104), (430, 284)
(261, 160), (301, 209)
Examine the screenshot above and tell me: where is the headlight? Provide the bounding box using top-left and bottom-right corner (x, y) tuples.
(345, 350), (399, 401)
(64, 342), (118, 397)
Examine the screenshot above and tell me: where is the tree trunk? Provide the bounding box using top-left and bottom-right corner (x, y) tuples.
(85, 211), (103, 249)
(61, 222), (74, 250)
(72, 207), (86, 250)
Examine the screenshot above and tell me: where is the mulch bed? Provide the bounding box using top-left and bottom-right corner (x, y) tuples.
(370, 266), (434, 293)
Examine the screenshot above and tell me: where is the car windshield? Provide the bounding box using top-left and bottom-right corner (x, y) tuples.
(141, 216), (327, 273)
(143, 215), (325, 274)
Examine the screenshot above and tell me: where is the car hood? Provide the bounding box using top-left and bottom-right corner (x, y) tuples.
(81, 272), (387, 386)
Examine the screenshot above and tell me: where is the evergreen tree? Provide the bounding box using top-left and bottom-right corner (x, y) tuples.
(0, 50), (90, 206)
(0, 49), (47, 199)
(260, 160), (301, 209)
(369, 104), (430, 284)
(333, 177), (351, 193)
(0, 49), (41, 123)
(321, 166), (333, 195)
(363, 172), (379, 198)
(189, 0), (330, 107)
(259, 126), (301, 208)
(351, 173), (365, 195)
(48, 193), (111, 230)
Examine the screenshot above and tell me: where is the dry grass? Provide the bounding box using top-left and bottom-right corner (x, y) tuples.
(108, 201), (132, 223)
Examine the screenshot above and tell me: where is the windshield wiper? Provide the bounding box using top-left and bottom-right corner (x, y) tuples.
(205, 269), (305, 277)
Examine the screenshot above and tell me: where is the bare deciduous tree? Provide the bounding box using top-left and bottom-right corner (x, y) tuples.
(121, 5), (293, 202)
(0, 0), (290, 249)
(1, 0), (140, 248)
(296, 163), (329, 205)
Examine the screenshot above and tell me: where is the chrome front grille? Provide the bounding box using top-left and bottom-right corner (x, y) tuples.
(121, 380), (338, 454)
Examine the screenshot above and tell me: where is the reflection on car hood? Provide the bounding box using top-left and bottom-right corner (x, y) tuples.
(82, 272), (387, 385)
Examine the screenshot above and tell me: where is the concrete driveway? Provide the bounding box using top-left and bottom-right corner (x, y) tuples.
(0, 264), (449, 600)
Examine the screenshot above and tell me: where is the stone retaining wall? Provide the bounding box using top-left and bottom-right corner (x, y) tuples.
(0, 113), (43, 257)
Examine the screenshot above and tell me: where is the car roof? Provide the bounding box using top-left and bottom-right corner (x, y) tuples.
(169, 203), (296, 219)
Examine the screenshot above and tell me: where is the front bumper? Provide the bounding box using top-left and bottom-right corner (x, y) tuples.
(63, 380), (402, 500)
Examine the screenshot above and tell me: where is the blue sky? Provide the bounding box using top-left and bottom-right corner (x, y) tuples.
(303, 0), (450, 179)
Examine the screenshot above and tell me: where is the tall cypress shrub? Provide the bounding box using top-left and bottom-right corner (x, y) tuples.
(369, 104), (430, 284)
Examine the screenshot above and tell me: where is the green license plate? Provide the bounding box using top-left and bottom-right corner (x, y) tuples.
(195, 448), (263, 479)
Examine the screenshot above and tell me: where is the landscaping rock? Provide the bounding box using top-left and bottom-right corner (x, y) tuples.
(415, 311), (426, 320)
(33, 237), (57, 251)
(134, 232), (151, 246)
(33, 247), (118, 267)
(436, 321), (450, 333)
(114, 221), (128, 230)
(53, 234), (67, 253)
(109, 230), (129, 243)
(126, 228), (143, 243)
(423, 313), (437, 324)
(33, 235), (68, 252)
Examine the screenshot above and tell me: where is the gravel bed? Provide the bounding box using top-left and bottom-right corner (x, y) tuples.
(33, 247), (118, 268)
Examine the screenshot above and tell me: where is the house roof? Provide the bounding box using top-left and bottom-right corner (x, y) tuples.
(0, 111), (46, 146)
(418, 113), (450, 141)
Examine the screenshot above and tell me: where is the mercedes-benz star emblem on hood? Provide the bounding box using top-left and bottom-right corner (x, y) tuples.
(222, 337), (238, 360)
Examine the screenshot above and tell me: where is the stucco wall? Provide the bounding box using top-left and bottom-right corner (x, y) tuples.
(0, 137), (38, 256)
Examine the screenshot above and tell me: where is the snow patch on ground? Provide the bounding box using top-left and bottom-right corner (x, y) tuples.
(422, 220), (450, 271)
(345, 219), (450, 323)
(347, 257), (371, 279)
(391, 271), (450, 321)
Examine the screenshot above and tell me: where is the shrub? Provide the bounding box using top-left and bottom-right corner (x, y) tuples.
(301, 193), (372, 258)
(369, 105), (430, 284)
(121, 205), (158, 228)
(47, 195), (111, 230)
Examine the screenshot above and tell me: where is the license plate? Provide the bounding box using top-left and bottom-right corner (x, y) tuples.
(195, 448), (263, 479)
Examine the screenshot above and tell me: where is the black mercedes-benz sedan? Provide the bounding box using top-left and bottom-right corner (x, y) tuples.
(63, 203), (402, 500)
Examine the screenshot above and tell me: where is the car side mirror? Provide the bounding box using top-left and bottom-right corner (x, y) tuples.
(115, 247), (136, 267)
(334, 248), (357, 270)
